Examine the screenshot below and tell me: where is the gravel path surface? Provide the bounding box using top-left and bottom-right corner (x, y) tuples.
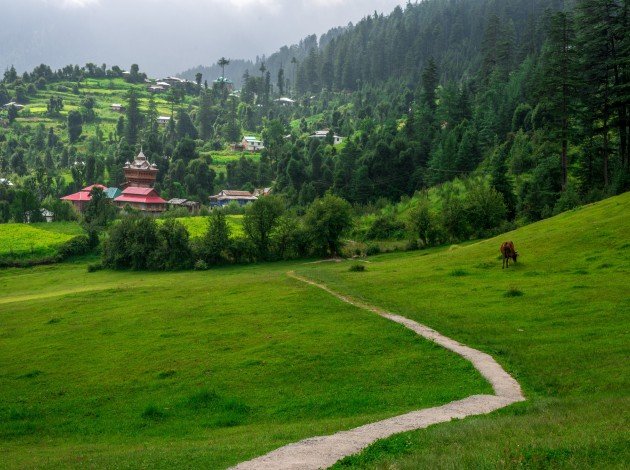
(231, 272), (525, 470)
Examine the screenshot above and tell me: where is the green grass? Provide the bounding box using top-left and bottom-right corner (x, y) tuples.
(0, 259), (488, 468)
(162, 215), (244, 237)
(0, 216), (242, 262)
(294, 192), (630, 469)
(0, 222), (81, 259)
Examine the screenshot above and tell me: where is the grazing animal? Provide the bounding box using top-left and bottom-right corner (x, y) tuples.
(500, 241), (518, 269)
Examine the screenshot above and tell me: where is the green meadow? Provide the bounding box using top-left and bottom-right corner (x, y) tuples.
(0, 193), (628, 468)
(0, 222), (82, 259)
(0, 216), (242, 261)
(0, 262), (487, 468)
(297, 192), (630, 468)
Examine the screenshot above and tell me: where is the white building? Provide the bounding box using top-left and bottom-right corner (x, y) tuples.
(242, 136), (264, 151)
(274, 97), (296, 106)
(157, 116), (171, 126)
(310, 130), (344, 145)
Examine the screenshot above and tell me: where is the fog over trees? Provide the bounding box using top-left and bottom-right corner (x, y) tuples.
(0, 0), (407, 77)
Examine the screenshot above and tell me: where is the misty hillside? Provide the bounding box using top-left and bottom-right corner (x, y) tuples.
(181, 0), (569, 92)
(179, 27), (348, 89)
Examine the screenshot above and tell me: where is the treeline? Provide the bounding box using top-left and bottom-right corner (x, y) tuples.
(101, 193), (352, 271)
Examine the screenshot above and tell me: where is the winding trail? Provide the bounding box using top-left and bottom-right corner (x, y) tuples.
(232, 272), (525, 470)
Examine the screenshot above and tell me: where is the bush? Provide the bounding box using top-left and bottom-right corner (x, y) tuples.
(464, 182), (507, 236)
(553, 184), (581, 215)
(407, 194), (438, 246)
(194, 259), (209, 271)
(57, 235), (91, 259)
(304, 193), (353, 256)
(366, 214), (405, 240)
(366, 244), (381, 256)
(349, 263), (366, 272)
(87, 262), (103, 273)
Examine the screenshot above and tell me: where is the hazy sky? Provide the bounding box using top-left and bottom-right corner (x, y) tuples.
(1, 0), (408, 77)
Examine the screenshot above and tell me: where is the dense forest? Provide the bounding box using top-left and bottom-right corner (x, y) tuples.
(0, 0), (628, 246)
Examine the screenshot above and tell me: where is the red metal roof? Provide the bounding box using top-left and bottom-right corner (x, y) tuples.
(114, 187), (166, 204)
(61, 191), (92, 202)
(61, 184), (108, 202)
(120, 187), (155, 196)
(115, 195), (167, 204)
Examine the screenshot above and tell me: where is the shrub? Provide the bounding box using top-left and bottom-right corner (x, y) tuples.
(449, 269), (469, 277)
(349, 263), (366, 272)
(504, 288), (524, 297)
(194, 259), (209, 271)
(464, 181), (507, 236)
(304, 193), (353, 256)
(141, 405), (165, 420)
(366, 214), (405, 240)
(553, 184), (581, 215)
(407, 194), (438, 246)
(366, 244), (381, 256)
(57, 235), (91, 259)
(87, 262), (103, 273)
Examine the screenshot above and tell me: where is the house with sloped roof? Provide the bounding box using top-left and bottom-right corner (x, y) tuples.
(242, 136), (264, 151)
(310, 129), (344, 145)
(209, 190), (258, 207)
(61, 184), (108, 212)
(114, 187), (167, 213)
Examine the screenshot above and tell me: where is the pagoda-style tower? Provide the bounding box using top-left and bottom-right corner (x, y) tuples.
(123, 151), (158, 188)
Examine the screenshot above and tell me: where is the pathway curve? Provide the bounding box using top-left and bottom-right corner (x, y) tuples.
(232, 272), (525, 470)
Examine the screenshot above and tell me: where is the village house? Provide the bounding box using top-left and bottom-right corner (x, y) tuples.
(167, 198), (201, 213)
(161, 76), (187, 86)
(253, 187), (272, 197)
(110, 103), (125, 113)
(61, 184), (112, 213)
(274, 97), (296, 106)
(148, 85), (166, 93)
(155, 81), (172, 89)
(157, 116), (171, 126)
(2, 102), (24, 110)
(209, 190), (258, 207)
(213, 77), (234, 93)
(242, 136), (264, 151)
(309, 130), (344, 145)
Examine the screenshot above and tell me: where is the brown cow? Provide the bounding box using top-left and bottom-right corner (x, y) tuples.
(500, 241), (518, 269)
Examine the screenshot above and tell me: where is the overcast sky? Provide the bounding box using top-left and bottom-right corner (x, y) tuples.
(1, 0), (408, 77)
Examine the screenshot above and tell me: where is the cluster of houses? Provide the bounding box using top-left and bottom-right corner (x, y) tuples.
(62, 151), (168, 214)
(60, 150), (272, 216)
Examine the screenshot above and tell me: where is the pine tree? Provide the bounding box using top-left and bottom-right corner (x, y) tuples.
(540, 10), (578, 189)
(124, 89), (142, 146)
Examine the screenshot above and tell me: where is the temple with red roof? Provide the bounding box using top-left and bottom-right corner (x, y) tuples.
(113, 151), (166, 213)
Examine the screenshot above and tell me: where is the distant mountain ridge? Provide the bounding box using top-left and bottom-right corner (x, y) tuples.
(178, 26), (349, 89)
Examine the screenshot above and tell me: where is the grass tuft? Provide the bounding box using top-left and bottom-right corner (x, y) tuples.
(449, 269), (469, 277)
(141, 405), (165, 420)
(349, 264), (366, 272)
(18, 370), (42, 379)
(504, 287), (524, 297)
(157, 370), (176, 379)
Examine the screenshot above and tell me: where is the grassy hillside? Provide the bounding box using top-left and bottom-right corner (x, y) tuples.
(0, 222), (82, 260)
(296, 192), (630, 468)
(8, 78), (253, 177)
(0, 261), (488, 468)
(0, 216), (243, 262)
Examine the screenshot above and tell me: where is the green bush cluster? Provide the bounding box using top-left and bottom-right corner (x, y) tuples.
(102, 193), (354, 271)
